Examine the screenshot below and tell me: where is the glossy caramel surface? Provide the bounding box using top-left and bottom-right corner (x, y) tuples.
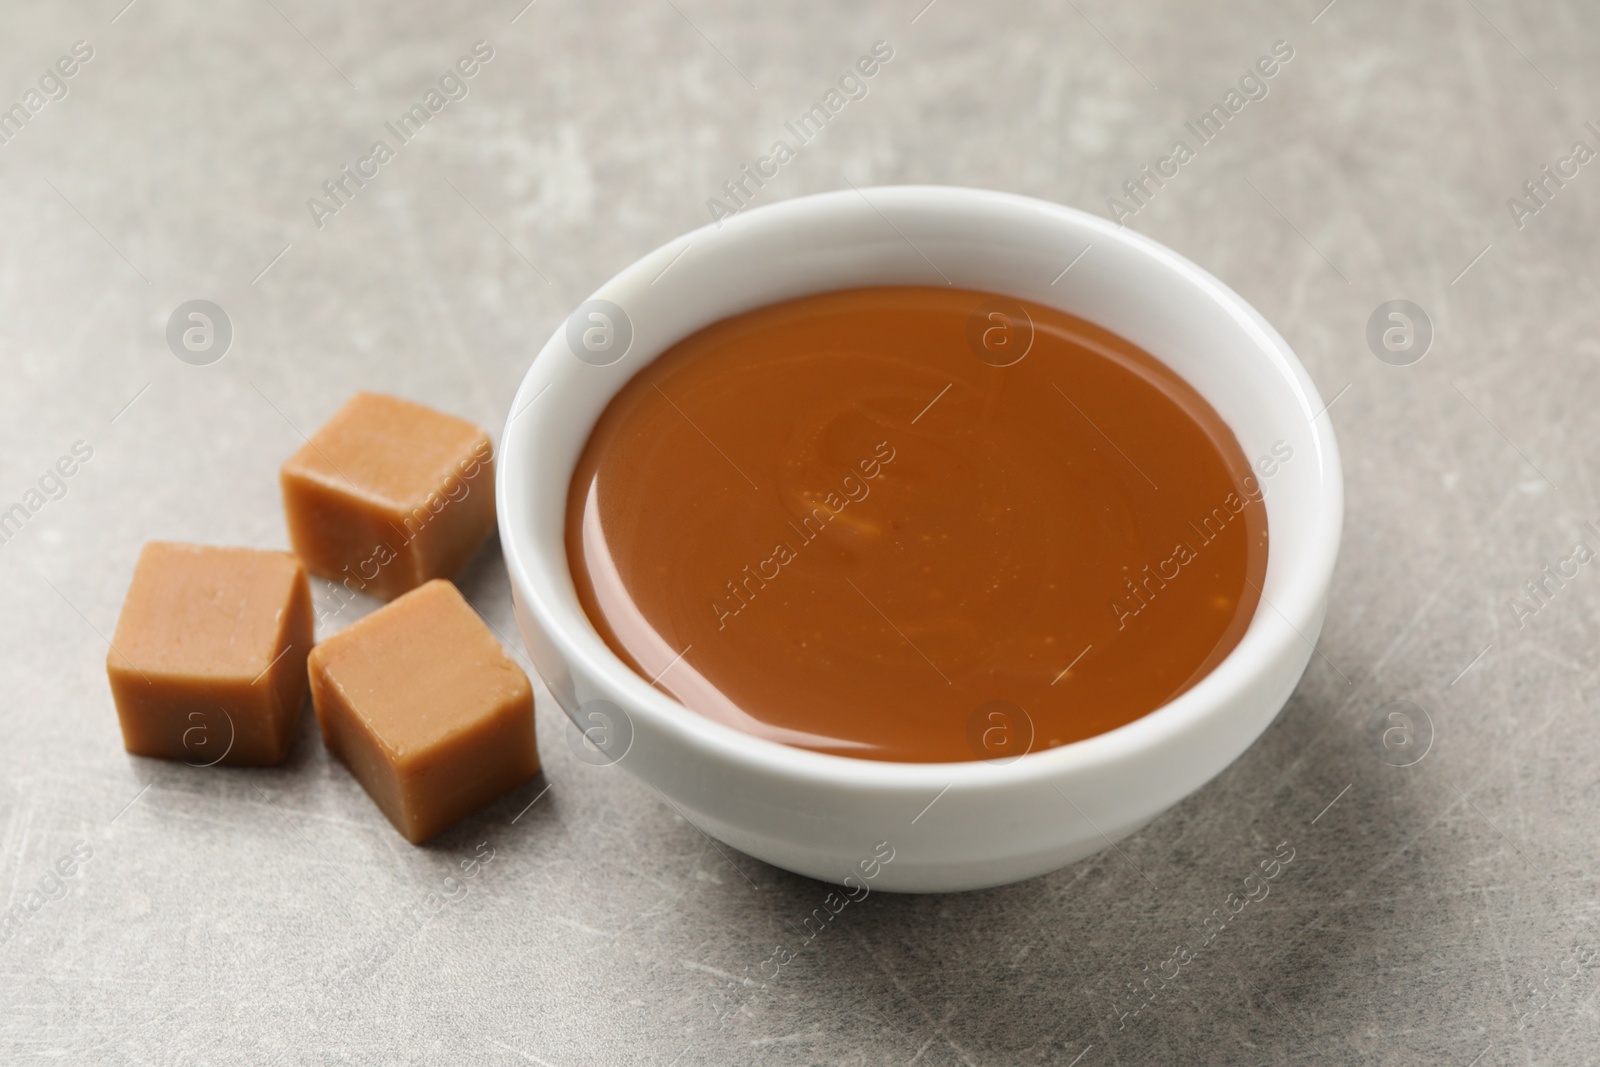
(567, 287), (1267, 762)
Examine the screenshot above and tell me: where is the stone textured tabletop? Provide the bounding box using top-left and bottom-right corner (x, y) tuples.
(3, 1), (1598, 1063)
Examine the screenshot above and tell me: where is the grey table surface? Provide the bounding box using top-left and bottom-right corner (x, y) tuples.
(3, 0), (1598, 1063)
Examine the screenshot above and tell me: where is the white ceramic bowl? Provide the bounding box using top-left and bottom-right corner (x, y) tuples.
(497, 186), (1342, 893)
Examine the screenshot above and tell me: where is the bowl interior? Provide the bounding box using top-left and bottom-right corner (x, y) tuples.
(498, 185), (1340, 780)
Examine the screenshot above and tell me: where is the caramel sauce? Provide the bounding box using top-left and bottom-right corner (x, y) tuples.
(566, 287), (1268, 763)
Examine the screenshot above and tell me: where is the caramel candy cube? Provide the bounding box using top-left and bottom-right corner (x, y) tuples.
(107, 542), (313, 766)
(308, 579), (539, 843)
(280, 392), (496, 602)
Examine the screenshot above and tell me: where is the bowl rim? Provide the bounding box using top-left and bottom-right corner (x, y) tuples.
(496, 184), (1343, 792)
